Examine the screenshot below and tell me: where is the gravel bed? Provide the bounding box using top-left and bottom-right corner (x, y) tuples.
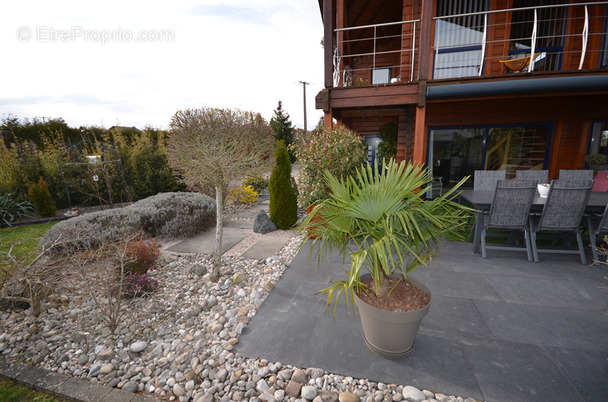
(0, 206), (480, 402)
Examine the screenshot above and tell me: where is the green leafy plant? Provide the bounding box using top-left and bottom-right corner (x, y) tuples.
(290, 126), (367, 209)
(28, 177), (56, 218)
(227, 184), (259, 205)
(269, 140), (298, 229)
(377, 122), (398, 160)
(299, 159), (471, 314)
(0, 193), (34, 227)
(243, 173), (269, 193)
(585, 153), (608, 166)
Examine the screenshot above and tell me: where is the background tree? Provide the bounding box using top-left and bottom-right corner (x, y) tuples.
(168, 108), (274, 280)
(377, 122), (398, 161)
(270, 101), (296, 162)
(269, 140), (298, 229)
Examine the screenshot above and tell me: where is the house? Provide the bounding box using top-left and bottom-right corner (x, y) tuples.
(315, 0), (608, 187)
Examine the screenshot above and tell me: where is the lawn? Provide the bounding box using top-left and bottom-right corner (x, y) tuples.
(0, 222), (59, 259)
(0, 378), (66, 402)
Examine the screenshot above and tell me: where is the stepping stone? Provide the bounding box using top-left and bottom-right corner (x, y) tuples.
(167, 231), (248, 254)
(241, 236), (290, 260)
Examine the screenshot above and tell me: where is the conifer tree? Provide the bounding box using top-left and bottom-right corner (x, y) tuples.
(269, 140), (298, 229)
(270, 101), (296, 162)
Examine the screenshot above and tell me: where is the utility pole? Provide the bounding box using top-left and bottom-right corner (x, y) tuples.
(299, 81), (309, 133)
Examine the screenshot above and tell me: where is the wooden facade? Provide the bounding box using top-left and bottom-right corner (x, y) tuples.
(316, 0), (608, 181)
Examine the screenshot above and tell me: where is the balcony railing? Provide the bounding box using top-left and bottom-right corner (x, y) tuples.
(333, 19), (419, 87)
(433, 1), (608, 79)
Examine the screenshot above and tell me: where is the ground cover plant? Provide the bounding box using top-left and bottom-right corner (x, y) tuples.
(0, 377), (66, 402)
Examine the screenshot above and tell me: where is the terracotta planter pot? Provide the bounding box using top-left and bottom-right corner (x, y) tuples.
(354, 274), (431, 359)
(306, 205), (325, 239)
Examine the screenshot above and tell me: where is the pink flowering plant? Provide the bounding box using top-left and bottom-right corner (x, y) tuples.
(123, 267), (159, 298)
(290, 126), (367, 208)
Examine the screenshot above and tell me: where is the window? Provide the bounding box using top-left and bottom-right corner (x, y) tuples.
(433, 0), (489, 79)
(587, 121), (608, 157)
(602, 7), (608, 68)
(428, 124), (551, 188)
(508, 0), (568, 72)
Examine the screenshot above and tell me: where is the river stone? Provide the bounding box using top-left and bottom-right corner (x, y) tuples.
(130, 341), (147, 353)
(232, 271), (247, 284)
(122, 381), (139, 393)
(338, 392), (360, 402)
(301, 385), (318, 400)
(402, 386), (425, 402)
(253, 210), (277, 234)
(97, 349), (114, 361)
(100, 364), (114, 374)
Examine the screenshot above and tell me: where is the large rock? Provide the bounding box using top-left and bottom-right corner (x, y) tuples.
(254, 210), (277, 234)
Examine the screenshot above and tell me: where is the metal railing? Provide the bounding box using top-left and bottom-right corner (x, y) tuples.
(433, 2), (608, 79)
(333, 19), (419, 87)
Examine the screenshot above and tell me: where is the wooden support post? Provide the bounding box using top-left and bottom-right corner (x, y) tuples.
(324, 0), (334, 88)
(413, 105), (427, 165)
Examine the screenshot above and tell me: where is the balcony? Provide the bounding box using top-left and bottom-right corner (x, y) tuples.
(330, 1), (607, 90)
(434, 1), (608, 79)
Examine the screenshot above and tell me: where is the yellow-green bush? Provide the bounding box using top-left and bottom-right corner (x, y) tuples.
(227, 185), (259, 205)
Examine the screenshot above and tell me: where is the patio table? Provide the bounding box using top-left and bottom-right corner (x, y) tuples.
(460, 189), (608, 254)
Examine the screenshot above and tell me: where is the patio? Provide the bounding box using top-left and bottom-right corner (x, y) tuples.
(235, 239), (608, 402)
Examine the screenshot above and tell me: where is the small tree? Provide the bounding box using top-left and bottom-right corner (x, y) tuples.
(28, 176), (56, 217)
(270, 101), (296, 162)
(377, 122), (398, 161)
(269, 141), (298, 229)
(168, 108), (274, 281)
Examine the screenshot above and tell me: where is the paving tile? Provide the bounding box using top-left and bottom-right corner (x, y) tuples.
(101, 388), (139, 402)
(241, 236), (289, 260)
(13, 364), (50, 386)
(0, 358), (27, 379)
(30, 371), (69, 393)
(420, 295), (496, 340)
(71, 380), (114, 402)
(474, 300), (608, 351)
(52, 376), (88, 400)
(544, 346), (608, 402)
(485, 275), (608, 310)
(462, 339), (583, 402)
(428, 270), (504, 301)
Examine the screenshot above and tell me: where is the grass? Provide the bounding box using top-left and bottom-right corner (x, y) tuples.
(0, 378), (66, 402)
(0, 222), (59, 259)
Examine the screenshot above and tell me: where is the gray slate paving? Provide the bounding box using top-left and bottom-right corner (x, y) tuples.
(235, 239), (608, 402)
(167, 230), (248, 254)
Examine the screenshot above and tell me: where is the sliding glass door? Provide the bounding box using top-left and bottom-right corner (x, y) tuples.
(428, 124), (552, 189)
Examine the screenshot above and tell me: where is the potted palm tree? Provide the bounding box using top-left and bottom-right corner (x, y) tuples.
(299, 159), (470, 359)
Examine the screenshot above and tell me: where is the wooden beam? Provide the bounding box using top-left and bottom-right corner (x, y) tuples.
(324, 0), (334, 88)
(418, 0), (433, 82)
(413, 105), (427, 164)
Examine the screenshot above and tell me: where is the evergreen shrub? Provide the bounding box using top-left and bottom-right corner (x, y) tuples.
(243, 173), (269, 193)
(269, 141), (298, 229)
(40, 192), (216, 252)
(0, 193), (34, 227)
(227, 185), (259, 205)
(28, 177), (56, 217)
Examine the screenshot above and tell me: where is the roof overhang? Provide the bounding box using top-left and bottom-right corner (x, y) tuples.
(427, 74), (608, 100)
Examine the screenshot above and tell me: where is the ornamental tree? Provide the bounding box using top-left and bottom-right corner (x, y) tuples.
(168, 108), (274, 281)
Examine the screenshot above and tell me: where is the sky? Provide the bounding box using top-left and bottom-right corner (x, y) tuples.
(0, 0), (325, 130)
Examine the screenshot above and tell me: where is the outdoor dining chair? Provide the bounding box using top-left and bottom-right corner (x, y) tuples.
(515, 169), (548, 183)
(473, 170), (507, 191)
(469, 170), (508, 242)
(481, 180), (537, 261)
(529, 179), (593, 264)
(588, 203), (608, 262)
(559, 169), (594, 181)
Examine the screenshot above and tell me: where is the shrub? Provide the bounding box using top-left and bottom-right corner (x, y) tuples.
(40, 192), (216, 252)
(377, 122), (398, 160)
(125, 235), (161, 274)
(585, 153), (608, 166)
(243, 173), (269, 193)
(0, 193), (34, 227)
(123, 270), (159, 298)
(290, 126), (367, 208)
(269, 141), (298, 229)
(227, 185), (259, 205)
(28, 176), (56, 217)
